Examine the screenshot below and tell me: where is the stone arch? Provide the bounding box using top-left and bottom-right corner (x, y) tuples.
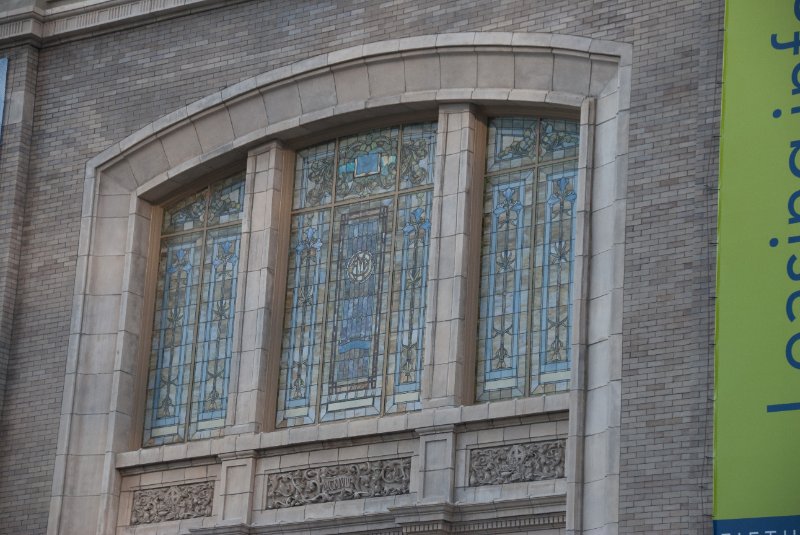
(50, 33), (631, 535)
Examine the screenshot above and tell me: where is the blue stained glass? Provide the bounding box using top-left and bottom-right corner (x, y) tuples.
(191, 227), (240, 430)
(388, 191), (432, 411)
(477, 118), (578, 402)
(278, 123), (436, 428)
(536, 166), (576, 377)
(278, 210), (330, 426)
(320, 198), (393, 421)
(144, 175), (244, 446)
(146, 234), (202, 444)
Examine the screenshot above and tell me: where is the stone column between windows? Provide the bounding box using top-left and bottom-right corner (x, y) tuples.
(422, 104), (485, 409)
(227, 141), (293, 435)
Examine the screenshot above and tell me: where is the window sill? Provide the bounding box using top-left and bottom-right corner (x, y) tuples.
(116, 392), (569, 470)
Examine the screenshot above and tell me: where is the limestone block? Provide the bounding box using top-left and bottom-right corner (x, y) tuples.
(77, 334), (117, 375)
(477, 51), (514, 89)
(69, 414), (108, 456)
(589, 248), (614, 300)
(590, 57), (619, 97)
(64, 454), (105, 496)
(227, 94), (269, 138)
(332, 63), (370, 104)
(59, 496), (101, 535)
(514, 51), (554, 91)
(127, 140), (170, 185)
(439, 52), (477, 89)
(590, 205), (615, 256)
(297, 71), (337, 113)
(404, 52), (441, 91)
(193, 107), (235, 153)
(99, 160), (138, 195)
(159, 123), (203, 168)
(593, 118), (617, 169)
(367, 57), (405, 97)
(263, 82), (302, 124)
(96, 194), (131, 219)
(82, 295), (121, 335)
(74, 372), (112, 414)
(553, 53), (591, 95)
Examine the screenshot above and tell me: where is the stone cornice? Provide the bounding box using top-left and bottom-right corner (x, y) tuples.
(0, 0), (244, 47)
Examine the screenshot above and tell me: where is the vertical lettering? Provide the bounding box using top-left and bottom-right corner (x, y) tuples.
(787, 254), (800, 281)
(788, 190), (800, 223)
(787, 332), (800, 368)
(791, 141), (800, 178)
(793, 63), (800, 95)
(787, 290), (800, 321)
(772, 32), (800, 54)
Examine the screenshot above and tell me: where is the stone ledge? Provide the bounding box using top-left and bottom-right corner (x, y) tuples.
(0, 0), (248, 46)
(115, 397), (569, 470)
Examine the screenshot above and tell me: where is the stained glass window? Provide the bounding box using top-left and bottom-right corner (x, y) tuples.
(143, 175), (245, 446)
(476, 117), (579, 401)
(277, 122), (436, 427)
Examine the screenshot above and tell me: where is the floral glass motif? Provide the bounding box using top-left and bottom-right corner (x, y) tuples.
(277, 123), (436, 427)
(476, 117), (579, 401)
(144, 175), (244, 446)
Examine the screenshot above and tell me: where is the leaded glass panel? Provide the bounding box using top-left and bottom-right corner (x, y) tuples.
(336, 127), (399, 201)
(294, 141), (336, 209)
(476, 117), (578, 402)
(144, 175), (244, 446)
(278, 122), (436, 428)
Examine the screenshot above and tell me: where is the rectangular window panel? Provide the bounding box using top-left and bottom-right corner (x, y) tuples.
(320, 198), (394, 421)
(162, 190), (206, 234)
(477, 117), (578, 402)
(145, 233), (203, 445)
(143, 175), (244, 446)
(294, 141), (335, 209)
(476, 171), (534, 400)
(278, 123), (436, 428)
(335, 127), (399, 201)
(485, 117), (538, 173)
(189, 226), (241, 438)
(208, 175), (245, 226)
(385, 190), (433, 413)
(277, 210), (331, 426)
(531, 162), (577, 394)
(399, 122), (437, 190)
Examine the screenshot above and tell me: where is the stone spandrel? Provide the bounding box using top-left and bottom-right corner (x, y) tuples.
(265, 458), (411, 509)
(468, 439), (565, 487)
(131, 482), (214, 525)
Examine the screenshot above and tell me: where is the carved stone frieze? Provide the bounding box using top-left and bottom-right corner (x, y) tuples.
(131, 481), (214, 525)
(468, 439), (565, 486)
(265, 458), (411, 509)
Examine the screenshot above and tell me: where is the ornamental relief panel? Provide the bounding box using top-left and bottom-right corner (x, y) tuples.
(468, 439), (565, 487)
(130, 482), (214, 525)
(265, 458), (411, 509)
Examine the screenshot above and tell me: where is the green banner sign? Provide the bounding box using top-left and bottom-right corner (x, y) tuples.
(715, 1), (800, 532)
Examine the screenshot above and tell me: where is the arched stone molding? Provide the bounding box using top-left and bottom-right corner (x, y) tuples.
(49, 33), (631, 535)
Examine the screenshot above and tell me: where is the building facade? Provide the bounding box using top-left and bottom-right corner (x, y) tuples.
(0, 1), (720, 534)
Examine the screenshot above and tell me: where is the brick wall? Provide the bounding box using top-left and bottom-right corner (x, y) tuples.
(0, 1), (722, 532)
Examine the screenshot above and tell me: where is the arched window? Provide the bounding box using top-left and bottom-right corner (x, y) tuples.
(276, 123), (437, 427)
(476, 117), (579, 401)
(143, 175), (245, 446)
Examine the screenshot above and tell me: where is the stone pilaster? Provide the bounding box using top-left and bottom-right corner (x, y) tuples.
(421, 104), (485, 409)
